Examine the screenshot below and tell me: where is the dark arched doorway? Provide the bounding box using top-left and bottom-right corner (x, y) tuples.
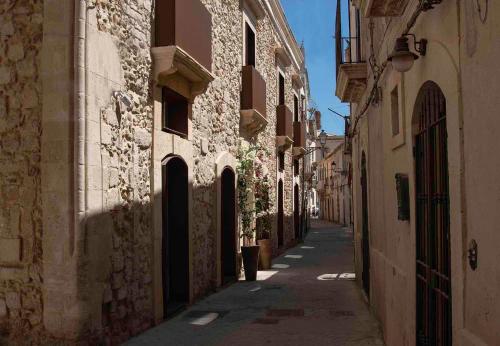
(414, 81), (451, 346)
(162, 156), (189, 317)
(278, 179), (284, 247)
(294, 183), (300, 239)
(221, 167), (236, 285)
(361, 152), (370, 298)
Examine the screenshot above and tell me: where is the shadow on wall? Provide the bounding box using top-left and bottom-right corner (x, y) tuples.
(61, 188), (295, 343)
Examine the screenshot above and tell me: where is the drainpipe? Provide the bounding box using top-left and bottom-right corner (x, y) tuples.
(74, 0), (88, 257)
(455, 0), (469, 329)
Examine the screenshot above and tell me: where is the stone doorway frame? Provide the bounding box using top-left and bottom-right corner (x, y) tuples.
(215, 152), (238, 287)
(152, 83), (195, 324)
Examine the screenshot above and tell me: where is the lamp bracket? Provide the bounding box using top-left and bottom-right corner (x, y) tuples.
(404, 33), (427, 56)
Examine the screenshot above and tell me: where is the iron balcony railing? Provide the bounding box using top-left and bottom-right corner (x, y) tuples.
(241, 65), (267, 117)
(155, 0), (212, 72)
(293, 121), (306, 149)
(276, 105), (293, 138)
(335, 0), (364, 78)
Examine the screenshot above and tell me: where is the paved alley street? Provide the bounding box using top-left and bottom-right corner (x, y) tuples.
(127, 221), (384, 346)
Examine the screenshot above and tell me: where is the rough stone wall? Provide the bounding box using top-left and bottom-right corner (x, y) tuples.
(0, 0), (305, 343)
(190, 0), (243, 299)
(188, 0), (303, 297)
(88, 0), (154, 343)
(256, 14), (297, 252)
(0, 0), (45, 342)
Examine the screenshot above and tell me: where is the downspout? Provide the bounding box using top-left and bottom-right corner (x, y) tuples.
(455, 0), (468, 330)
(74, 0), (88, 257)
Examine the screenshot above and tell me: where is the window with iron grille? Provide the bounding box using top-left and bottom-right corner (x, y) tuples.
(391, 86), (400, 136)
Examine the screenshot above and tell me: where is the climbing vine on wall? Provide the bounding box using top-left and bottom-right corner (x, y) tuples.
(236, 143), (272, 245)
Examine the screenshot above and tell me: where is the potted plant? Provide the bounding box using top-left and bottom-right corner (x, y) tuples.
(237, 144), (260, 281)
(255, 151), (273, 270)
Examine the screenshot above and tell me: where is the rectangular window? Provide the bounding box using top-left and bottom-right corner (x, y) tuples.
(162, 87), (189, 137)
(278, 73), (285, 105)
(245, 23), (255, 67)
(278, 152), (285, 172)
(294, 159), (299, 176)
(293, 95), (299, 122)
(391, 86), (399, 136)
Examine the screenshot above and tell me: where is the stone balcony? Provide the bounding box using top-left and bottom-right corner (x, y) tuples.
(293, 121), (306, 157)
(240, 65), (268, 137)
(335, 63), (367, 103)
(151, 0), (214, 101)
(276, 105), (293, 149)
(357, 0), (409, 17)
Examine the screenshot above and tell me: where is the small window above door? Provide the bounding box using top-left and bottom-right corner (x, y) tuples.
(162, 87), (189, 138)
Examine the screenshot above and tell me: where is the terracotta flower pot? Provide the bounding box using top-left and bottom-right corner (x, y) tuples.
(241, 245), (260, 281)
(257, 239), (272, 270)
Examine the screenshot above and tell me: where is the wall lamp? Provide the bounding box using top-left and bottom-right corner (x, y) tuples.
(388, 34), (427, 73)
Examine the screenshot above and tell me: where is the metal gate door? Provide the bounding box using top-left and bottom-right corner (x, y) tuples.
(414, 81), (452, 346)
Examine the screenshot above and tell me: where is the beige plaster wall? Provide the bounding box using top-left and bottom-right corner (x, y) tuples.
(350, 0), (500, 345)
(459, 1), (500, 344)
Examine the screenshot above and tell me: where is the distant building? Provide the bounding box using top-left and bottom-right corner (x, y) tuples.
(316, 140), (351, 225)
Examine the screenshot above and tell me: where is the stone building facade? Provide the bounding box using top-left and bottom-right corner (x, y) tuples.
(336, 0), (500, 345)
(0, 0), (309, 344)
(317, 142), (351, 225)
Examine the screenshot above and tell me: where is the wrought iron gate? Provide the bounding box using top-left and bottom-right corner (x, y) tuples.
(414, 82), (452, 346)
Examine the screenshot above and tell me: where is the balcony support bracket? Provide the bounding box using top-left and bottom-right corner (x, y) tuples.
(276, 136), (293, 150)
(240, 109), (268, 138)
(335, 63), (367, 103)
(151, 46), (214, 102)
(293, 147), (306, 157)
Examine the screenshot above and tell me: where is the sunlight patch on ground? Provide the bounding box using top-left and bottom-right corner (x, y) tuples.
(338, 273), (356, 280)
(239, 270), (278, 282)
(317, 274), (338, 280)
(317, 273), (356, 281)
(257, 270), (278, 281)
(189, 312), (219, 326)
(284, 254), (303, 259)
(249, 285), (261, 292)
(272, 263), (290, 269)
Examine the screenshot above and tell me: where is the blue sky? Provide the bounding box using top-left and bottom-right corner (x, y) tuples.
(281, 0), (349, 135)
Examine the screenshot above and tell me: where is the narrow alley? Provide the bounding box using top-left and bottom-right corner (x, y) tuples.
(127, 221), (384, 346)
